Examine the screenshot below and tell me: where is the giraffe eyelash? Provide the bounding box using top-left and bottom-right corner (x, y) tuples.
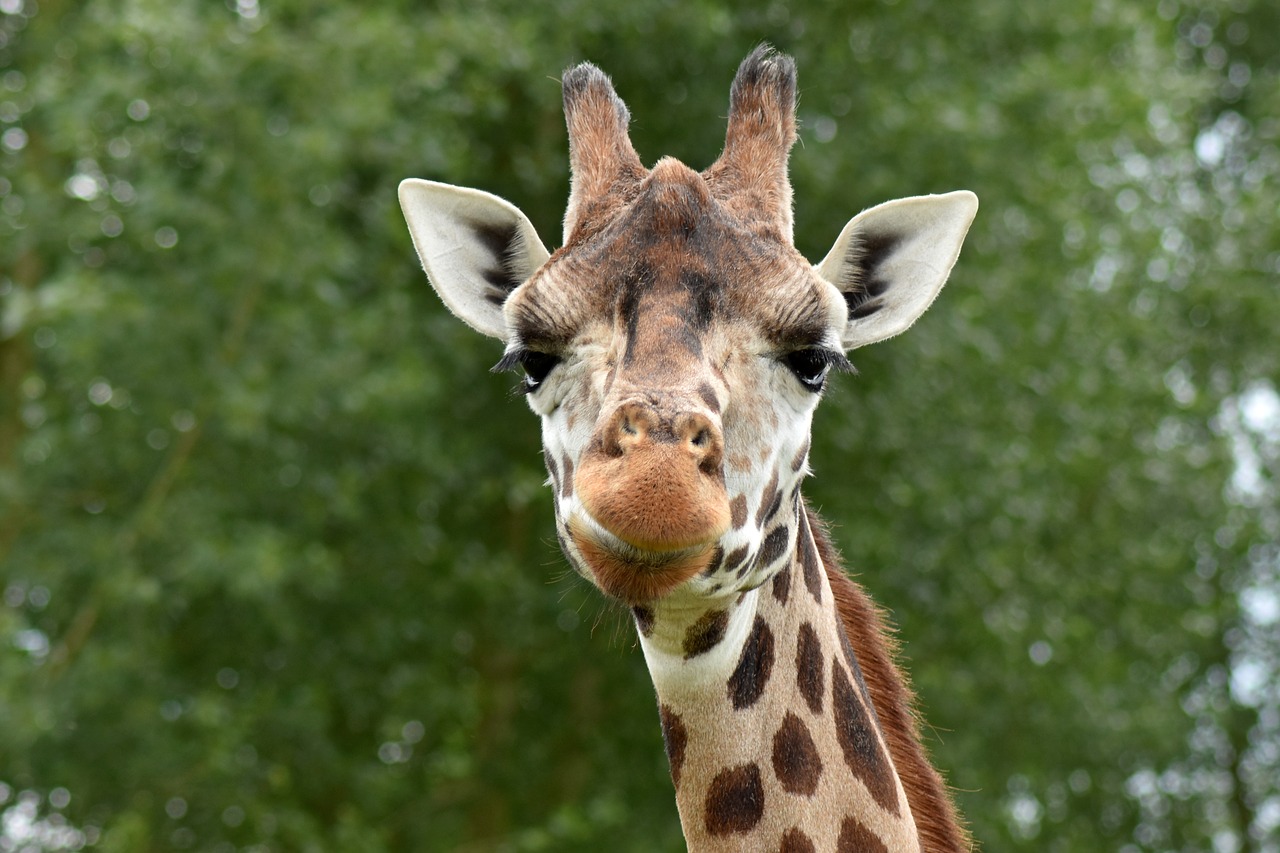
(492, 349), (524, 374)
(493, 347), (562, 394)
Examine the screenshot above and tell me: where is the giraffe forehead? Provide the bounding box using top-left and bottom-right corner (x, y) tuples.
(507, 162), (831, 350)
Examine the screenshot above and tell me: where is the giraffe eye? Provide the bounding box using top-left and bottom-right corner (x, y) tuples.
(493, 347), (562, 394)
(783, 349), (848, 392)
(518, 351), (561, 392)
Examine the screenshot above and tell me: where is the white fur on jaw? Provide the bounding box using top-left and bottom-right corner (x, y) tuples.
(639, 586), (762, 689)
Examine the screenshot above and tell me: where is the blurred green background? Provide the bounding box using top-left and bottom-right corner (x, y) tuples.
(2, 0), (1278, 850)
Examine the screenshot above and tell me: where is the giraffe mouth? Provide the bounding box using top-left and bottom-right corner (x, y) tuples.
(567, 511), (721, 604)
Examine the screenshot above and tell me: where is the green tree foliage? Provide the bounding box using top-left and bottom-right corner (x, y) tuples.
(1, 0), (1276, 850)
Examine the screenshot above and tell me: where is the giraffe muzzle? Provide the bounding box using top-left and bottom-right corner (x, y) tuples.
(570, 400), (731, 602)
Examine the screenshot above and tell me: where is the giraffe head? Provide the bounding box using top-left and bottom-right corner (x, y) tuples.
(400, 46), (976, 607)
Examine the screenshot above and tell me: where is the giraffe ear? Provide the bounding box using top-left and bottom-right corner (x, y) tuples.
(398, 179), (551, 341)
(816, 191), (978, 350)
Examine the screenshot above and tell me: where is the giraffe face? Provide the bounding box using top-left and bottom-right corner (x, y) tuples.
(502, 162), (849, 604)
(399, 50), (977, 605)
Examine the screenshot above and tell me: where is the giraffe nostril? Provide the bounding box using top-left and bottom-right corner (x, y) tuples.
(675, 413), (723, 473)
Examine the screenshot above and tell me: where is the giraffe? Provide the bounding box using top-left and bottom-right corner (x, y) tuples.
(399, 46), (978, 852)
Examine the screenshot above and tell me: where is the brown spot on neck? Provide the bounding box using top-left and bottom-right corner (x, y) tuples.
(771, 712), (822, 796)
(703, 762), (764, 836)
(798, 508), (823, 603)
(832, 657), (899, 814)
(780, 828), (817, 853)
(726, 615), (774, 710)
(722, 543), (750, 575)
(754, 524), (790, 574)
(837, 816), (890, 853)
(795, 620), (824, 714)
(659, 704), (687, 789)
(682, 608), (729, 659)
(771, 556), (792, 604)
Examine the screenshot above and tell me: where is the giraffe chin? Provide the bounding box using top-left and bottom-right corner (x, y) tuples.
(567, 513), (720, 605)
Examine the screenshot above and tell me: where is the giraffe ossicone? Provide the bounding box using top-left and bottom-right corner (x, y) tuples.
(400, 45), (977, 852)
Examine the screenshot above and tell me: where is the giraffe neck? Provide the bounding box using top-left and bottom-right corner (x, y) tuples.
(635, 502), (931, 852)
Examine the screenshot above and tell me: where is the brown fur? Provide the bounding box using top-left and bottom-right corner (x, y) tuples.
(561, 64), (646, 245)
(702, 44), (798, 240)
(569, 522), (717, 604)
(808, 506), (973, 852)
(576, 443), (730, 553)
